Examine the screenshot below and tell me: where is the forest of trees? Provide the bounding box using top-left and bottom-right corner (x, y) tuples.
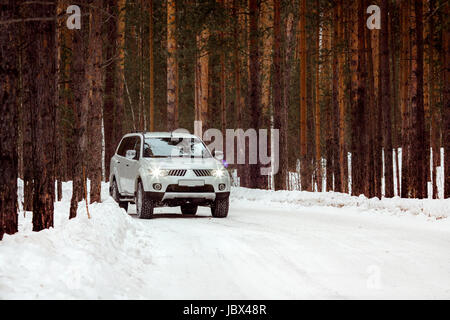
(0, 0), (449, 239)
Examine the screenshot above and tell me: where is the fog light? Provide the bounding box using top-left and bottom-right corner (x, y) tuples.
(219, 184), (226, 191)
(153, 183), (162, 191)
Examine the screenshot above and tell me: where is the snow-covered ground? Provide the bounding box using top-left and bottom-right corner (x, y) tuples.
(1, 182), (449, 299)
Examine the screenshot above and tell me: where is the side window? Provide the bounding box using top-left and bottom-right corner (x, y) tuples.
(134, 137), (141, 160)
(117, 137), (135, 157)
(117, 138), (129, 157)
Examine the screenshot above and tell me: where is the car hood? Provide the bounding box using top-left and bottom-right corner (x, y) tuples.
(141, 157), (224, 170)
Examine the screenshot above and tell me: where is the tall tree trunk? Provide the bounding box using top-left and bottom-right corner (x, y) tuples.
(232, 0), (246, 186)
(23, 1), (57, 230)
(70, 0), (90, 219)
(350, 0), (368, 196)
(273, 0), (284, 190)
(371, 23), (382, 198)
(88, 1), (104, 204)
(167, 0), (178, 131)
(390, 5), (401, 197)
(408, 0), (426, 198)
(0, 0), (19, 240)
(247, 0), (263, 189)
(366, 12), (376, 198)
(260, 0), (273, 129)
(337, 0), (347, 193)
(149, 0), (155, 131)
(115, 0), (125, 143)
(332, 1), (341, 192)
(427, 0), (440, 198)
(400, 0), (411, 198)
(443, 0), (450, 199)
(22, 71), (34, 210)
(195, 28), (209, 134)
(299, 0), (310, 191)
(380, 0), (394, 197)
(314, 2), (322, 192)
(325, 11), (334, 192)
(104, 0), (117, 181)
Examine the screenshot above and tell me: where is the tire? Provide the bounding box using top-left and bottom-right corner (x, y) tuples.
(181, 204), (198, 216)
(136, 182), (154, 219)
(211, 196), (229, 218)
(112, 179), (128, 212)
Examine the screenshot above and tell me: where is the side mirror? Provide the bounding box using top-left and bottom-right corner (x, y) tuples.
(214, 150), (224, 161)
(125, 150), (137, 160)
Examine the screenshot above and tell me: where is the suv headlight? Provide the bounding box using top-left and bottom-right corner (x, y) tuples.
(212, 168), (225, 178)
(148, 168), (169, 178)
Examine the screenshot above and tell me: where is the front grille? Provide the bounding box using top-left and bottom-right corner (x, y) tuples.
(166, 184), (215, 193)
(168, 169), (187, 176)
(193, 169), (212, 177)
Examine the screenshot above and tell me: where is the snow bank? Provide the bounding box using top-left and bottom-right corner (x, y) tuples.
(231, 187), (450, 219)
(0, 182), (153, 299)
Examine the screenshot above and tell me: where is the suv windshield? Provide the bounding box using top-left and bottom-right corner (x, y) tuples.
(143, 137), (212, 158)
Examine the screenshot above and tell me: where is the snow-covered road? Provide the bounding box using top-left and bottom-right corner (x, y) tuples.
(132, 200), (450, 299)
(1, 183), (449, 299)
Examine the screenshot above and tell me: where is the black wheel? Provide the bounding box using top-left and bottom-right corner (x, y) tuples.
(211, 197), (229, 218)
(181, 204), (198, 216)
(112, 179), (128, 212)
(136, 182), (154, 219)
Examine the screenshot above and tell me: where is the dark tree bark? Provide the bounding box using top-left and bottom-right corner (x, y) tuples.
(22, 77), (34, 210)
(331, 2), (341, 192)
(444, 0), (450, 199)
(380, 0), (394, 197)
(104, 0), (117, 182)
(407, 0), (426, 199)
(350, 0), (368, 196)
(365, 14), (376, 198)
(23, 1), (57, 231)
(167, 0), (178, 131)
(70, 0), (90, 219)
(281, 13), (295, 191)
(0, 0), (19, 240)
(88, 1), (104, 204)
(248, 0), (264, 189)
(273, 0), (286, 190)
(400, 0), (410, 198)
(20, 1), (34, 211)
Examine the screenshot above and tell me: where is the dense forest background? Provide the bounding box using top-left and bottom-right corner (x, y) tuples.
(0, 0), (449, 238)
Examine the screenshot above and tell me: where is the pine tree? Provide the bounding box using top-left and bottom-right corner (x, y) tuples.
(0, 0), (19, 240)
(23, 1), (58, 230)
(167, 0), (178, 131)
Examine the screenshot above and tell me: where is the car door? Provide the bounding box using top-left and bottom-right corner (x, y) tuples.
(115, 137), (134, 194)
(122, 136), (141, 195)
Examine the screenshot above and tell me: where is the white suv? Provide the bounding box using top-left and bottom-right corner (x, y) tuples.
(109, 132), (231, 219)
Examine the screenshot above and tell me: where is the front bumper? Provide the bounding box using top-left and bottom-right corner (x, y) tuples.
(146, 190), (230, 207)
(139, 168), (230, 207)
